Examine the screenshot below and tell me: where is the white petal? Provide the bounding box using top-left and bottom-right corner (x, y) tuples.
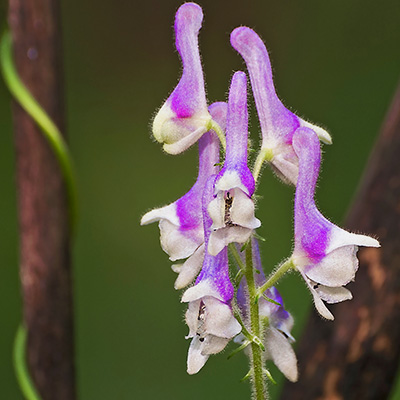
(185, 300), (201, 336)
(326, 227), (380, 254)
(230, 190), (261, 229)
(203, 297), (241, 338)
(164, 124), (209, 155)
(315, 285), (352, 304)
(208, 226), (252, 256)
(300, 270), (334, 320)
(311, 289), (334, 320)
(174, 244), (205, 289)
(159, 219), (202, 261)
(215, 169), (250, 196)
(181, 280), (223, 303)
(201, 335), (230, 355)
(299, 118), (332, 145)
(271, 153), (298, 185)
(303, 245), (357, 287)
(265, 328), (298, 382)
(207, 194), (225, 230)
(187, 336), (210, 374)
(140, 203), (179, 226)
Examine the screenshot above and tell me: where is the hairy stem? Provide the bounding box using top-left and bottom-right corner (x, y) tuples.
(244, 240), (267, 399)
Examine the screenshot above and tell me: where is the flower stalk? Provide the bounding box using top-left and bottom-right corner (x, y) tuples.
(243, 240), (267, 399)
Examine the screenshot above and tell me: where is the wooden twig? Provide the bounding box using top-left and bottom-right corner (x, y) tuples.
(281, 83), (400, 400)
(8, 0), (76, 399)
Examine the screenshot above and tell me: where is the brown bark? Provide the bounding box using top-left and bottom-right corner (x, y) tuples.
(281, 84), (400, 400)
(8, 0), (76, 399)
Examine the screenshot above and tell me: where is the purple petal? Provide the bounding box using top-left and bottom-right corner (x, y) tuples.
(194, 176), (234, 304)
(292, 127), (330, 261)
(215, 71), (255, 196)
(230, 27), (299, 145)
(170, 3), (207, 117)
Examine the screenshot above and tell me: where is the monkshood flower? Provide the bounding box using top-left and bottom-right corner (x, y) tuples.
(291, 127), (380, 320)
(182, 176), (241, 374)
(230, 27), (332, 184)
(141, 102), (227, 289)
(207, 71), (260, 256)
(235, 239), (298, 382)
(153, 3), (222, 154)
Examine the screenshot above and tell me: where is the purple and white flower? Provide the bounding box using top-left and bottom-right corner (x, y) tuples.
(291, 127), (380, 319)
(141, 102), (227, 288)
(230, 27), (332, 184)
(152, 3), (214, 155)
(182, 176), (241, 374)
(207, 71), (260, 256)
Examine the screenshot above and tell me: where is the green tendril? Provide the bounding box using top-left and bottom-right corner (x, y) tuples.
(0, 31), (78, 234)
(1, 30), (78, 400)
(13, 325), (41, 400)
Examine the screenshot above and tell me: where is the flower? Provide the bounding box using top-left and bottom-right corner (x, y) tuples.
(291, 127), (380, 320)
(141, 102), (227, 288)
(182, 176), (241, 374)
(152, 3), (214, 155)
(235, 239), (298, 382)
(230, 27), (332, 184)
(207, 71), (260, 256)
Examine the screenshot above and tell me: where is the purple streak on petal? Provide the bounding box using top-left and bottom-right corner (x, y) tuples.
(216, 72), (255, 196)
(174, 102), (225, 238)
(170, 3), (207, 118)
(293, 127), (330, 261)
(230, 27), (299, 144)
(194, 176), (234, 303)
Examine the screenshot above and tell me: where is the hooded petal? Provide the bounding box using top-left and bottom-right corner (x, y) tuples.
(292, 127), (379, 317)
(292, 127), (380, 265)
(141, 103), (224, 261)
(153, 3), (212, 154)
(230, 27), (331, 184)
(207, 72), (259, 253)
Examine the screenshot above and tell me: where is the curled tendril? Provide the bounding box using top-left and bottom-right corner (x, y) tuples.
(0, 30), (78, 233)
(1, 30), (78, 400)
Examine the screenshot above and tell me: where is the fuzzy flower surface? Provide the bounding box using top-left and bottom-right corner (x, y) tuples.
(207, 71), (260, 256)
(152, 3), (214, 155)
(291, 127), (380, 319)
(141, 103), (226, 288)
(182, 176), (241, 374)
(231, 27), (331, 184)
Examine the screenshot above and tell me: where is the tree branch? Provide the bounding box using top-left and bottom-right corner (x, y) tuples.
(8, 0), (76, 398)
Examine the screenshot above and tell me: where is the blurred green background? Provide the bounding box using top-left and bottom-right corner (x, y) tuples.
(1, 0), (400, 398)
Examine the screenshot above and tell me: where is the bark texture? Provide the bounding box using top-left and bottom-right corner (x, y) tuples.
(281, 84), (400, 400)
(8, 0), (76, 399)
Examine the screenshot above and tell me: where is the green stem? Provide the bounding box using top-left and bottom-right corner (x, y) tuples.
(13, 325), (41, 400)
(229, 243), (246, 272)
(209, 119), (226, 152)
(0, 31), (78, 234)
(244, 240), (267, 400)
(256, 258), (295, 299)
(253, 148), (274, 182)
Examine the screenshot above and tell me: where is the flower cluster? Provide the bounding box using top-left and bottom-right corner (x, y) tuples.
(141, 1), (380, 388)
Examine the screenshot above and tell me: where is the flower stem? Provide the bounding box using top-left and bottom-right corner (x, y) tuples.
(244, 240), (267, 400)
(253, 148), (274, 182)
(209, 119), (226, 152)
(256, 258), (295, 299)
